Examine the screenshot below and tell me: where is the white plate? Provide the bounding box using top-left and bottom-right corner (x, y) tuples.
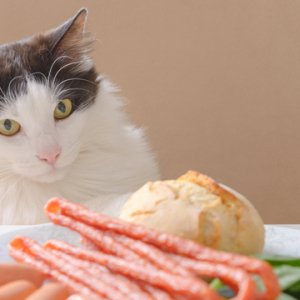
(263, 225), (300, 257)
(0, 223), (81, 262)
(0, 224), (299, 262)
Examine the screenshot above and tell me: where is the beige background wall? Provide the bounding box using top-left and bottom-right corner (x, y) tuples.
(0, 0), (299, 223)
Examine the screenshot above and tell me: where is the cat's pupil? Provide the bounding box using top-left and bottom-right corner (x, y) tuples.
(58, 102), (66, 113)
(4, 119), (12, 131)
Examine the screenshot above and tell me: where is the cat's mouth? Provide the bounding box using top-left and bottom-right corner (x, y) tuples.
(14, 150), (79, 183)
(33, 165), (70, 183)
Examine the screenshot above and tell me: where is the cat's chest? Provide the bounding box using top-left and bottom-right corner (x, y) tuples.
(0, 173), (115, 224)
(0, 178), (60, 224)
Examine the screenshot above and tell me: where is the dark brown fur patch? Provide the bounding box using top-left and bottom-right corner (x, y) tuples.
(0, 8), (99, 113)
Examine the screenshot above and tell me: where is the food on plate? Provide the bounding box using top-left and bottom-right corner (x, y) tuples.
(4, 197), (281, 300)
(8, 239), (100, 300)
(6, 197), (280, 300)
(67, 296), (94, 300)
(0, 263), (43, 288)
(0, 279), (36, 300)
(25, 283), (69, 300)
(119, 170), (265, 255)
(48, 247), (157, 300)
(11, 236), (221, 300)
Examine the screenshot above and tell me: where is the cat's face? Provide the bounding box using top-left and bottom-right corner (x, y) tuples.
(0, 9), (99, 183)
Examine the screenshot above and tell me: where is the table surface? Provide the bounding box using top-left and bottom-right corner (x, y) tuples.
(0, 224), (299, 234)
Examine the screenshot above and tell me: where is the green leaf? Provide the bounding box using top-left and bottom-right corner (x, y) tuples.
(287, 280), (300, 293)
(254, 254), (300, 267)
(252, 275), (265, 292)
(209, 278), (224, 290)
(285, 281), (300, 299)
(209, 279), (235, 298)
(274, 265), (300, 291)
(276, 293), (298, 300)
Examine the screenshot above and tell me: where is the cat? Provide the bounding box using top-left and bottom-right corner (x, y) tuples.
(0, 8), (160, 224)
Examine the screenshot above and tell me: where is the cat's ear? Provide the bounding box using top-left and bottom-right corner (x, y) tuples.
(50, 8), (89, 60)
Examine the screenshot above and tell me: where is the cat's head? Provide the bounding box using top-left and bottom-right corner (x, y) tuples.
(0, 9), (99, 183)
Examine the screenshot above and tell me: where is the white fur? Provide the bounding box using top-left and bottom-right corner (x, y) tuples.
(0, 78), (160, 224)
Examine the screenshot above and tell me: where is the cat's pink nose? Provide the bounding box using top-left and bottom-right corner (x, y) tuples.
(37, 148), (61, 165)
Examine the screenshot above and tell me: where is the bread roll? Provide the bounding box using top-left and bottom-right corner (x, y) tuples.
(119, 171), (265, 255)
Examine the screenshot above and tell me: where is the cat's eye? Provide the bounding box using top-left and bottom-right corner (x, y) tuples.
(0, 119), (20, 136)
(54, 99), (72, 119)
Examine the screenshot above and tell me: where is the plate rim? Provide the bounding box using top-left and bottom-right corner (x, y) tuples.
(0, 223), (299, 259)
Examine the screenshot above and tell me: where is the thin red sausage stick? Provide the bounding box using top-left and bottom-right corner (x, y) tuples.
(81, 236), (256, 300)
(139, 283), (174, 300)
(7, 239), (103, 300)
(80, 234), (191, 277)
(80, 237), (251, 300)
(99, 230), (257, 300)
(79, 240), (171, 300)
(69, 242), (153, 300)
(80, 237), (256, 300)
(49, 249), (154, 300)
(114, 272), (177, 300)
(45, 197), (280, 300)
(100, 231), (192, 277)
(169, 254), (257, 300)
(110, 269), (174, 300)
(80, 236), (100, 251)
(64, 237), (193, 300)
(44, 239), (222, 300)
(47, 209), (191, 279)
(46, 210), (141, 262)
(47, 212), (160, 272)
(19, 236), (131, 300)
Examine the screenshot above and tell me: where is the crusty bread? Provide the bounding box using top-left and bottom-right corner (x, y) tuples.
(119, 171), (265, 254)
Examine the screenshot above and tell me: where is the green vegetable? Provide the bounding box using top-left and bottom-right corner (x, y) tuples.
(274, 265), (300, 291)
(276, 293), (298, 300)
(209, 279), (235, 298)
(256, 254), (300, 298)
(252, 274), (265, 292)
(288, 280), (300, 293)
(210, 257), (300, 299)
(255, 254), (300, 267)
(209, 278), (224, 290)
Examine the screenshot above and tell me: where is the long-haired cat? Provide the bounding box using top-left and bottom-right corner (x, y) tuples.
(0, 9), (160, 224)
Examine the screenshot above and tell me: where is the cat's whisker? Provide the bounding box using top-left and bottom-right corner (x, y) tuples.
(78, 141), (102, 149)
(0, 174), (15, 181)
(73, 177), (108, 183)
(28, 72), (47, 82)
(0, 175), (24, 202)
(56, 87), (96, 98)
(79, 132), (98, 140)
(51, 61), (81, 87)
(79, 147), (101, 152)
(77, 96), (95, 110)
(79, 137), (103, 146)
(47, 55), (75, 86)
(0, 169), (15, 174)
(0, 167), (16, 174)
(0, 174), (18, 185)
(79, 134), (97, 142)
(62, 181), (103, 193)
(0, 87), (6, 98)
(78, 143), (114, 152)
(7, 75), (24, 98)
(0, 177), (16, 184)
(53, 77), (98, 95)
(53, 81), (73, 98)
(0, 87), (10, 104)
